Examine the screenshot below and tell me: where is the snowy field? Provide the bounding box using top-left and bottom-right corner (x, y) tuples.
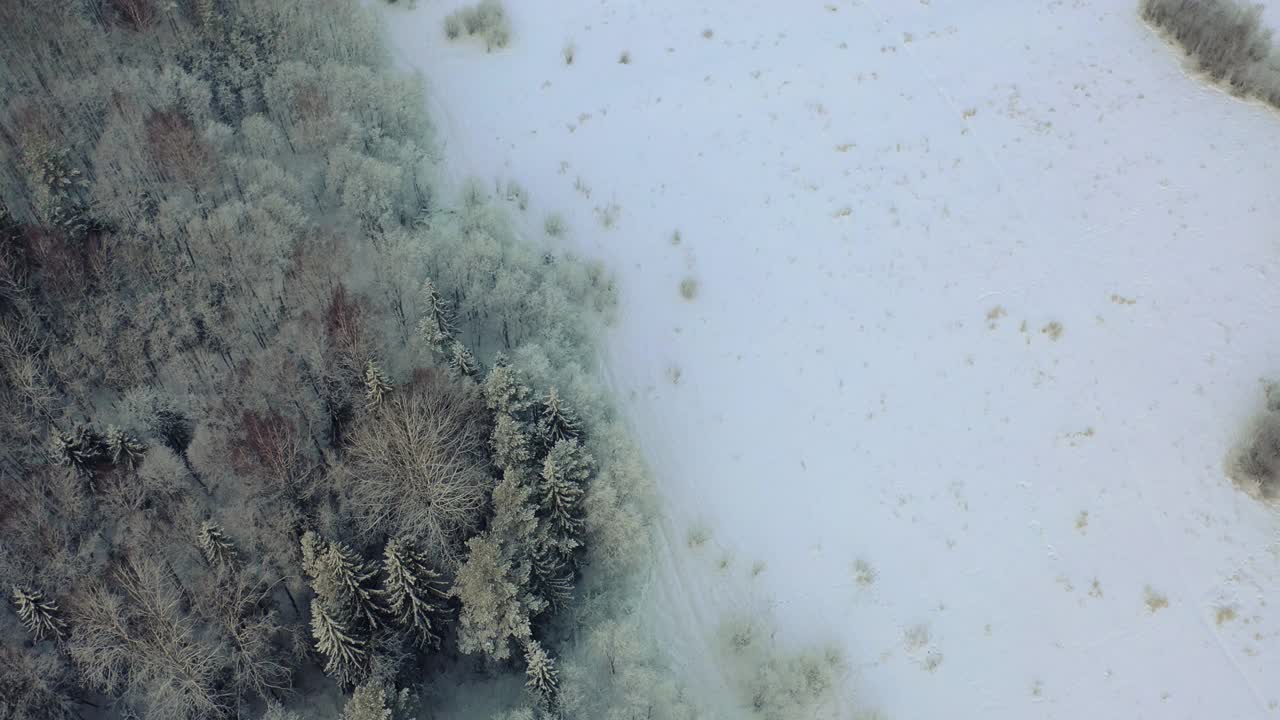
(381, 1), (1280, 717)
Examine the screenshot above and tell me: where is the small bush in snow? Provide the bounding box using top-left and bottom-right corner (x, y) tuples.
(544, 213), (566, 237)
(1228, 382), (1280, 501)
(562, 42), (576, 65)
(505, 179), (529, 210)
(444, 0), (511, 51)
(1140, 0), (1280, 108)
(716, 615), (846, 719)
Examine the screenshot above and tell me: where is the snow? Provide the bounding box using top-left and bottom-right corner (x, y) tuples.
(381, 0), (1280, 717)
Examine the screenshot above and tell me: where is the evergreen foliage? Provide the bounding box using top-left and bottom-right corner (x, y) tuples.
(48, 424), (107, 474)
(197, 520), (238, 570)
(448, 340), (480, 378)
(536, 388), (581, 448)
(363, 359), (394, 407)
(311, 600), (368, 688)
(301, 532), (386, 630)
(539, 439), (592, 553)
(523, 639), (559, 706)
(0, 0), (675, 715)
(11, 586), (66, 642)
(416, 278), (456, 353)
(104, 425), (146, 469)
(382, 539), (450, 648)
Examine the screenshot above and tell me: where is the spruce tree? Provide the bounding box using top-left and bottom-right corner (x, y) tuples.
(536, 388), (580, 447)
(523, 639), (559, 706)
(538, 439), (592, 540)
(301, 531), (386, 630)
(417, 278), (456, 353)
(382, 538), (450, 648)
(530, 544), (574, 613)
(10, 586), (65, 641)
(311, 600), (367, 688)
(104, 425), (146, 469)
(483, 362), (533, 416)
(48, 423), (108, 474)
(198, 520), (238, 570)
(363, 359), (393, 406)
(491, 413), (533, 469)
(448, 340), (479, 378)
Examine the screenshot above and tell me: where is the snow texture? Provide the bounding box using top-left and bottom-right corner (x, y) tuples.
(381, 1), (1280, 717)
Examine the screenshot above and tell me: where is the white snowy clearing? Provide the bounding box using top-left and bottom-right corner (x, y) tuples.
(382, 1), (1280, 717)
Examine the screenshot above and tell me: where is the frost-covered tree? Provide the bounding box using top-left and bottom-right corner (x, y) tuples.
(492, 413), (534, 469)
(530, 544), (574, 613)
(68, 558), (230, 719)
(448, 340), (480, 378)
(198, 520), (238, 570)
(344, 371), (491, 565)
(340, 680), (416, 720)
(382, 539), (450, 648)
(483, 360), (534, 417)
(539, 440), (592, 543)
(104, 425), (146, 469)
(443, 0), (511, 51)
(536, 388), (581, 448)
(117, 388), (193, 454)
(364, 359), (393, 406)
(310, 600), (367, 688)
(261, 701), (303, 720)
(524, 639), (559, 706)
(416, 278), (455, 353)
(451, 533), (532, 662)
(11, 586), (66, 642)
(301, 532), (385, 629)
(48, 423), (107, 474)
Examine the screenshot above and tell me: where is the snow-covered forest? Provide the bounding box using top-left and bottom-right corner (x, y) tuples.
(4, 0), (1280, 718)
(0, 0), (762, 717)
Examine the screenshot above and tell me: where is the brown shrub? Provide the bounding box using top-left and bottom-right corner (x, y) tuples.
(108, 0), (157, 30)
(324, 283), (369, 363)
(233, 409), (311, 494)
(145, 109), (213, 185)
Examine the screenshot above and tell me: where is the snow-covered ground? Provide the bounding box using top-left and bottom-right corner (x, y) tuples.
(382, 1), (1280, 717)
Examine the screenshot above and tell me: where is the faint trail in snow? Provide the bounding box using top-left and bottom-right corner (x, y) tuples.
(855, 0), (1041, 256)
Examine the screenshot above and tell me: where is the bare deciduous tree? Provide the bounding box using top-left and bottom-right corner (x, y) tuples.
(68, 558), (229, 720)
(344, 369), (491, 565)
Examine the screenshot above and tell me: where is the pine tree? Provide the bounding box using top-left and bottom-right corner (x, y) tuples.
(536, 388), (580, 447)
(416, 278), (456, 353)
(311, 600), (367, 688)
(11, 586), (65, 641)
(363, 359), (393, 406)
(523, 639), (559, 706)
(382, 539), (449, 648)
(48, 424), (108, 474)
(538, 440), (592, 540)
(448, 340), (479, 378)
(198, 521), (238, 570)
(105, 425), (146, 469)
(301, 532), (386, 630)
